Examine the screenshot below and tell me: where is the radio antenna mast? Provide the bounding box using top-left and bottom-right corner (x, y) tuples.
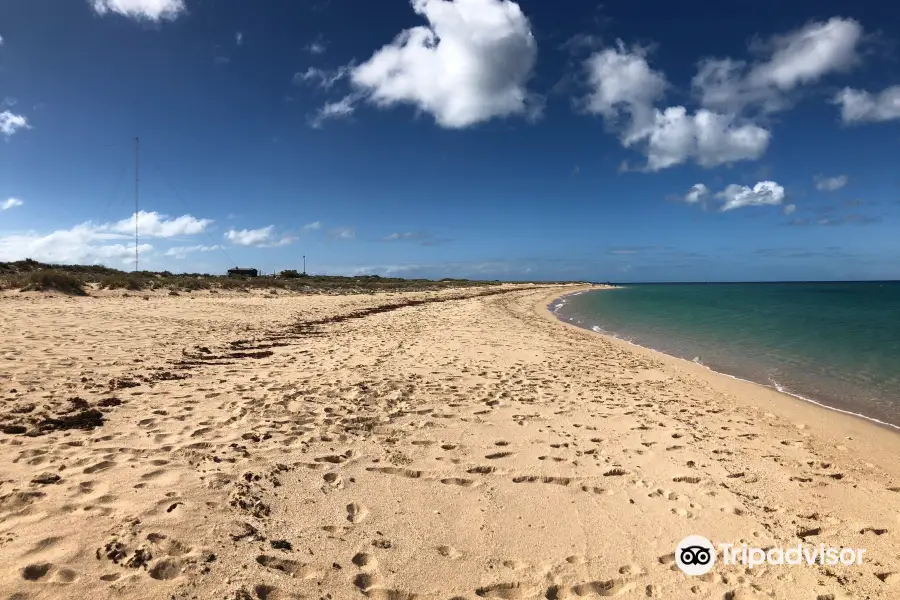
(134, 136), (140, 272)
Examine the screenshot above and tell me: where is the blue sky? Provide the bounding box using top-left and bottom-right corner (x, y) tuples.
(0, 0), (898, 282)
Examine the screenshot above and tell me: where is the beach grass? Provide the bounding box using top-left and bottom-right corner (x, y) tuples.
(0, 258), (508, 295)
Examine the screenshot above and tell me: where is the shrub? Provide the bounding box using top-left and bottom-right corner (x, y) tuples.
(99, 275), (148, 291)
(17, 271), (87, 295)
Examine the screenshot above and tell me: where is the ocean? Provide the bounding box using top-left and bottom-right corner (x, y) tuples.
(551, 282), (900, 429)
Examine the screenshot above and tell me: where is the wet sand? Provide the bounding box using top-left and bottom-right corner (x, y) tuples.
(1, 284), (899, 600)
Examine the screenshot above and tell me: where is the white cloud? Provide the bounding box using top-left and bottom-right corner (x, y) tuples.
(814, 174), (848, 191)
(783, 203), (797, 215)
(0, 34), (4, 46)
(309, 94), (359, 128)
(348, 0), (539, 128)
(750, 18), (862, 89)
(635, 107), (770, 171)
(165, 244), (221, 259)
(0, 210), (222, 265)
(0, 111), (30, 137)
(302, 221), (322, 232)
(224, 226), (296, 247)
(2, 198), (23, 210)
(0, 223), (154, 265)
(833, 86), (900, 123)
(692, 58), (781, 115)
(583, 20), (860, 171)
(693, 18), (864, 115)
(684, 184), (709, 204)
(306, 38), (327, 55)
(90, 0), (186, 21)
(716, 181), (786, 211)
(106, 211), (212, 238)
(236, 32), (243, 46)
(328, 227), (355, 240)
(582, 41), (667, 141)
(581, 45), (769, 170)
(294, 66), (351, 90)
(382, 231), (449, 246)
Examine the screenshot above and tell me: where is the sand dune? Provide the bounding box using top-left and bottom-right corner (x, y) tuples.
(1, 285), (899, 599)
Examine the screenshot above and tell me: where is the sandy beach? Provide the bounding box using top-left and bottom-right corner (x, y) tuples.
(2, 284), (900, 600)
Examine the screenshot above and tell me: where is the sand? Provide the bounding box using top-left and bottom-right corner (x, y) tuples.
(1, 284), (899, 600)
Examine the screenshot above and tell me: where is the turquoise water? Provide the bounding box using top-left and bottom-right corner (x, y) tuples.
(552, 283), (900, 428)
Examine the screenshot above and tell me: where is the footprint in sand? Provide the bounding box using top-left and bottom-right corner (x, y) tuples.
(581, 486), (612, 496)
(256, 555), (320, 579)
(366, 467), (423, 479)
(437, 545), (462, 559)
(83, 460), (116, 474)
(352, 552), (378, 570)
(440, 478), (479, 488)
(148, 557), (183, 580)
(21, 563), (78, 583)
(347, 503), (370, 524)
(648, 489), (678, 501)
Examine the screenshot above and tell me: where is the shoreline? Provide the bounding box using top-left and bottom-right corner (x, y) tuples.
(541, 286), (900, 437)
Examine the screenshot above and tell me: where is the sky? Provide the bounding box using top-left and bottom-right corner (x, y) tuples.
(1, 0), (899, 282)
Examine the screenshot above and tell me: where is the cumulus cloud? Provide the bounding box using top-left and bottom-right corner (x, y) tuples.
(693, 18), (864, 115)
(833, 86), (900, 123)
(224, 226), (296, 247)
(347, 0), (539, 128)
(0, 111), (30, 137)
(90, 0), (186, 21)
(0, 223), (154, 265)
(716, 181), (786, 211)
(0, 210), (223, 265)
(749, 18), (862, 89)
(814, 174), (848, 191)
(2, 198), (23, 211)
(635, 107), (770, 171)
(582, 41), (667, 141)
(581, 44), (770, 170)
(328, 227), (355, 240)
(579, 18), (861, 170)
(684, 184), (709, 204)
(106, 211), (212, 238)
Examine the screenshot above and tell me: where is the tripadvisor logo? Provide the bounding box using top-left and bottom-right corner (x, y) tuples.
(675, 535), (867, 576)
(676, 535), (716, 576)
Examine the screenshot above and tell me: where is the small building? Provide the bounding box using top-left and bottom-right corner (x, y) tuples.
(227, 267), (258, 278)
